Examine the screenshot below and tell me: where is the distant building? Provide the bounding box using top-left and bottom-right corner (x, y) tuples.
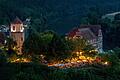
(10, 17), (25, 54)
(66, 25), (103, 53)
(0, 17), (29, 53)
(0, 25), (10, 46)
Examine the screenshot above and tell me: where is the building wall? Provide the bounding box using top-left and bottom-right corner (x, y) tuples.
(10, 22), (24, 54)
(11, 32), (24, 54)
(97, 29), (103, 53)
(11, 24), (24, 32)
(67, 26), (103, 53)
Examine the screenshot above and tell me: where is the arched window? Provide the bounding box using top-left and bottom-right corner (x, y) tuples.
(13, 26), (15, 30)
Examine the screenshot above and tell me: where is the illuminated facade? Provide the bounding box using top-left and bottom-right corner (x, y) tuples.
(10, 17), (24, 54)
(67, 25), (103, 53)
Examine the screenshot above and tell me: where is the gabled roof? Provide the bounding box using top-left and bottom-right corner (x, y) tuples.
(67, 25), (101, 40)
(67, 28), (79, 37)
(78, 28), (96, 40)
(80, 25), (101, 36)
(11, 17), (23, 24)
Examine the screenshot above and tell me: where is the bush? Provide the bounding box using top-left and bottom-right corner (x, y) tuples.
(12, 71), (45, 80)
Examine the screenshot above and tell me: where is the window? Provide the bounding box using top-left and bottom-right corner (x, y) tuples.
(13, 26), (15, 30)
(21, 37), (23, 41)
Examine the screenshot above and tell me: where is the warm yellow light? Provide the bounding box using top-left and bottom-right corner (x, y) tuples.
(77, 61), (80, 62)
(104, 61), (108, 65)
(16, 59), (20, 61)
(75, 58), (77, 60)
(80, 52), (83, 55)
(76, 51), (83, 56)
(82, 60), (87, 62)
(87, 57), (90, 60)
(71, 62), (74, 63)
(76, 52), (79, 55)
(79, 56), (86, 60)
(10, 58), (31, 63)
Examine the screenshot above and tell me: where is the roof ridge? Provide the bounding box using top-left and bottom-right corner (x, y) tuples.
(11, 17), (23, 24)
(79, 28), (96, 38)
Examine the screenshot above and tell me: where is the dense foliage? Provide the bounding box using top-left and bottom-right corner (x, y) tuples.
(0, 0), (120, 49)
(22, 29), (73, 62)
(1, 0), (120, 80)
(0, 61), (120, 80)
(0, 0), (120, 32)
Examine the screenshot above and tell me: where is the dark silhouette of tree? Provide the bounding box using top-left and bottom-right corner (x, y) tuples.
(5, 37), (17, 55)
(45, 33), (71, 61)
(86, 7), (102, 25)
(114, 13), (120, 21)
(0, 33), (5, 46)
(22, 28), (41, 56)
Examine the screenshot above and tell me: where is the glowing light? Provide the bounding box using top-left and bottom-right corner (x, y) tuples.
(82, 60), (87, 62)
(89, 49), (98, 53)
(10, 58), (31, 63)
(76, 51), (83, 56)
(104, 61), (108, 65)
(71, 62), (74, 63)
(79, 56), (86, 60)
(47, 53), (99, 68)
(76, 52), (79, 55)
(80, 52), (83, 55)
(16, 59), (20, 61)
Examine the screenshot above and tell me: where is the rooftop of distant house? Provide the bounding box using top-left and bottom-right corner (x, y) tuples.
(11, 17), (23, 24)
(67, 25), (101, 40)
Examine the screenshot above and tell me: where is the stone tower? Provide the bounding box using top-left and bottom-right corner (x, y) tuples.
(10, 17), (24, 54)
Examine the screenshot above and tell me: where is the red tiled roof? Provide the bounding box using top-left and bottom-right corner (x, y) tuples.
(67, 28), (79, 37)
(11, 17), (23, 24)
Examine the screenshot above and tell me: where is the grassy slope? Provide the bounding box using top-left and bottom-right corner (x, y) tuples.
(0, 62), (120, 80)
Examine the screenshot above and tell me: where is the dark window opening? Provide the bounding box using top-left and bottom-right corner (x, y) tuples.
(21, 37), (23, 41)
(13, 26), (15, 30)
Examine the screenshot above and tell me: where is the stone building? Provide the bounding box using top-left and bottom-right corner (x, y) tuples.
(66, 25), (103, 53)
(10, 17), (24, 54)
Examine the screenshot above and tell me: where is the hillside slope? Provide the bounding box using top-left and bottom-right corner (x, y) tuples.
(0, 0), (120, 33)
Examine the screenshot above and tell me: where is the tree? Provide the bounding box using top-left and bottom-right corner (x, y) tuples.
(101, 16), (120, 50)
(46, 33), (72, 62)
(22, 28), (41, 56)
(5, 37), (17, 55)
(67, 37), (97, 58)
(83, 44), (97, 57)
(114, 13), (120, 21)
(72, 38), (88, 52)
(86, 7), (101, 25)
(113, 47), (120, 59)
(0, 32), (5, 47)
(31, 15), (48, 32)
(39, 30), (54, 53)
